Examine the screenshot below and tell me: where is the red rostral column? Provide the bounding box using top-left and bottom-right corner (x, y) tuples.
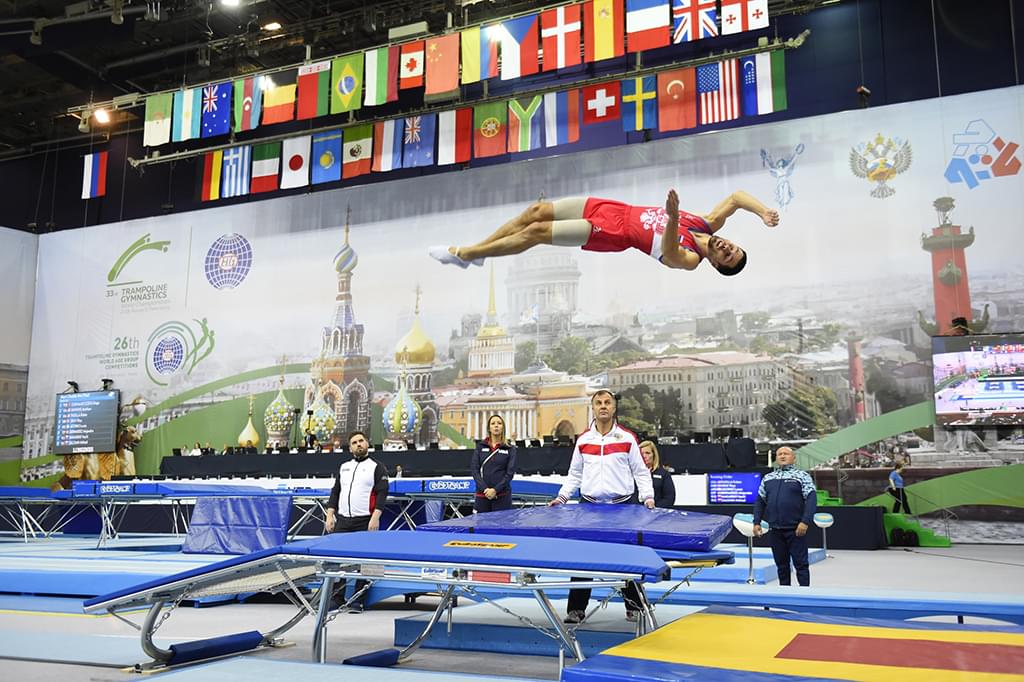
(847, 335), (866, 422)
(922, 197), (974, 336)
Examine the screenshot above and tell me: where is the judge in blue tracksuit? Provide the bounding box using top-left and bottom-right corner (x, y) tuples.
(753, 446), (816, 586)
(470, 414), (517, 513)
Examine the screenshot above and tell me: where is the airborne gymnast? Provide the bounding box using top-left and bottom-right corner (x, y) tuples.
(429, 189), (779, 275)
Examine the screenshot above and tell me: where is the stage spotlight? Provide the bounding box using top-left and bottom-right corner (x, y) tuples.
(197, 46), (211, 67)
(101, 378), (114, 390)
(78, 113), (91, 134)
(221, 0), (241, 7)
(111, 0), (124, 25)
(30, 21), (42, 45)
(262, 21), (282, 31)
(93, 108), (110, 124)
(67, 381), (80, 393)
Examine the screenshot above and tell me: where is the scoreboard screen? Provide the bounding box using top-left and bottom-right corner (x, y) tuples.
(53, 390), (120, 455)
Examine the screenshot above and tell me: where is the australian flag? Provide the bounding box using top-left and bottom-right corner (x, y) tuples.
(201, 82), (232, 138)
(403, 113), (436, 168)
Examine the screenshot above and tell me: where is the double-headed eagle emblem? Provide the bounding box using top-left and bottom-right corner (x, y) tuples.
(849, 133), (912, 198)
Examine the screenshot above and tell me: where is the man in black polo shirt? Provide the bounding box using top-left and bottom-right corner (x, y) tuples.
(325, 430), (389, 612)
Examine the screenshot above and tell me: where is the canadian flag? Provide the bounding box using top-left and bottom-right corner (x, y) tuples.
(399, 41), (425, 89)
(720, 0), (769, 35)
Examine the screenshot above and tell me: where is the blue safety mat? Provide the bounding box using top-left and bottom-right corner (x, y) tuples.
(159, 658), (547, 681)
(0, 486), (53, 499)
(86, 530), (670, 609)
(416, 505), (733, 552)
(181, 496), (293, 555)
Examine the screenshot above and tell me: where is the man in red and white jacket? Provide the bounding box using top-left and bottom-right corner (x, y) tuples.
(325, 430), (389, 612)
(549, 390), (655, 623)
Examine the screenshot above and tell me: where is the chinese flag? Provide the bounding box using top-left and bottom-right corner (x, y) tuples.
(425, 33), (460, 97)
(657, 68), (697, 131)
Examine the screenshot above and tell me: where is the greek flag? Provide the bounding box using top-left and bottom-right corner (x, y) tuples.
(221, 145), (251, 198)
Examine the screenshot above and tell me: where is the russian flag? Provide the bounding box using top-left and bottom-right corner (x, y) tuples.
(372, 119), (404, 172)
(498, 15), (540, 80)
(543, 90), (580, 147)
(626, 0), (671, 52)
(81, 151), (108, 199)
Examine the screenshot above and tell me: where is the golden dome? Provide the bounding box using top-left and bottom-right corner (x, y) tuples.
(395, 315), (436, 365)
(395, 286), (436, 365)
(238, 416), (260, 447)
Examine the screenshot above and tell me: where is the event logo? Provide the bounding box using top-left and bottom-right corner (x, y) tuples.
(849, 133), (912, 199)
(204, 233), (253, 290)
(426, 480), (473, 492)
(761, 143), (805, 209)
(108, 233), (171, 284)
(943, 119), (1022, 190)
(145, 318), (216, 386)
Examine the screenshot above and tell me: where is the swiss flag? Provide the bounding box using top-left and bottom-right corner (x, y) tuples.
(399, 41), (425, 89)
(582, 82), (621, 124)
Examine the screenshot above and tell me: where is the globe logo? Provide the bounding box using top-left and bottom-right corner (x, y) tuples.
(152, 336), (184, 375)
(204, 233), (253, 289)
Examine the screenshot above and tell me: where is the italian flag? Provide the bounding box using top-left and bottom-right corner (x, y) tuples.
(364, 46), (399, 106)
(250, 141), (281, 193)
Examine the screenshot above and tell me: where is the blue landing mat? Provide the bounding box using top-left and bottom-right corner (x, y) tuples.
(393, 598), (705, 657)
(159, 658), (546, 681)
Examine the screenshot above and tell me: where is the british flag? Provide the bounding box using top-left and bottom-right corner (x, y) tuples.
(672, 0), (717, 43)
(202, 85), (219, 113)
(404, 115), (422, 143)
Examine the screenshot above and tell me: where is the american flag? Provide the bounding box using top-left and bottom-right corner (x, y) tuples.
(673, 0), (718, 43)
(697, 59), (740, 124)
(404, 116), (421, 143)
(202, 85), (219, 113)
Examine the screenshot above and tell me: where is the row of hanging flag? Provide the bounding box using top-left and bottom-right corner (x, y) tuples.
(187, 53), (786, 202)
(140, 0), (771, 148)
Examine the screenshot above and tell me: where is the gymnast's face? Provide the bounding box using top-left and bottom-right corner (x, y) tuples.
(708, 235), (743, 269)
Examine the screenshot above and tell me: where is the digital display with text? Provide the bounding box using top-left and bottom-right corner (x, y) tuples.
(707, 472), (762, 504)
(53, 390), (120, 455)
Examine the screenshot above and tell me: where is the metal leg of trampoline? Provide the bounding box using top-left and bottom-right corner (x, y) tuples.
(533, 589), (585, 662)
(312, 576), (335, 663)
(633, 584), (658, 635)
(140, 600), (173, 664)
(397, 584), (456, 662)
(746, 535), (756, 585)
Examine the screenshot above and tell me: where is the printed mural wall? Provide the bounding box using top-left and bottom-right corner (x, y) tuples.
(17, 84), (1024, 482)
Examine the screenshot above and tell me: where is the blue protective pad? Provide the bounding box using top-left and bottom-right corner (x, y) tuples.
(86, 530), (670, 610)
(167, 631), (264, 665)
(416, 505), (733, 552)
(180, 496), (292, 555)
(0, 486), (53, 499)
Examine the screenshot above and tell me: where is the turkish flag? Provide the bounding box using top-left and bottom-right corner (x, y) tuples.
(657, 67), (696, 131)
(582, 82), (621, 124)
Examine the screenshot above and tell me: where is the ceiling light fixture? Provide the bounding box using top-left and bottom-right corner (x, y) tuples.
(221, 0), (241, 7)
(78, 112), (91, 134)
(111, 0), (124, 25)
(29, 21), (43, 45)
(93, 108), (111, 124)
(262, 21), (281, 31)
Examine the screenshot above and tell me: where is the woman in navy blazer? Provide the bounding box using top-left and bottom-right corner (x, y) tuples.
(470, 414), (517, 513)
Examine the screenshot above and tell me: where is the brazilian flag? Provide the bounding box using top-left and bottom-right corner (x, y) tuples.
(331, 54), (363, 114)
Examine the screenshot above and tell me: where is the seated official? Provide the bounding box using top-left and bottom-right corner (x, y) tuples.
(188, 441), (202, 457)
(639, 440), (676, 508)
(470, 414), (517, 513)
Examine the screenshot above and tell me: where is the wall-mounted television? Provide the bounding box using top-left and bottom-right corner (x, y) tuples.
(53, 390), (120, 454)
(933, 333), (1024, 427)
(707, 472), (762, 504)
